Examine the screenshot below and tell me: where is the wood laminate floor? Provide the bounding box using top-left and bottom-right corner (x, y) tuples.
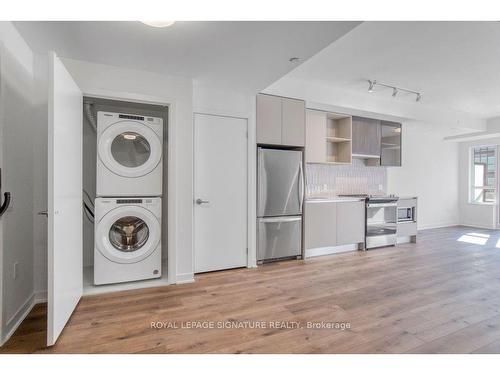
(2, 226), (500, 354)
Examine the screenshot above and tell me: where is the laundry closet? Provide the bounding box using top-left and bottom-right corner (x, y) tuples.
(45, 52), (174, 346)
(81, 97), (169, 294)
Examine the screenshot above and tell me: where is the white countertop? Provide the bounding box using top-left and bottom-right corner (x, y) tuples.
(305, 197), (366, 203)
(306, 196), (417, 203)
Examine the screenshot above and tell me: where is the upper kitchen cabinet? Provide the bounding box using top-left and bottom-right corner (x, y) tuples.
(282, 97), (306, 146)
(380, 121), (402, 166)
(352, 116), (381, 161)
(256, 93), (305, 147)
(256, 94), (282, 145)
(305, 110), (327, 163)
(305, 109), (352, 164)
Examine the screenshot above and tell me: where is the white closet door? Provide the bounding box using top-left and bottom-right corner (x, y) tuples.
(47, 52), (83, 346)
(194, 113), (248, 273)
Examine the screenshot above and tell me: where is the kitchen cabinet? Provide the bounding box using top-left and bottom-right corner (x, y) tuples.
(336, 201), (365, 245)
(352, 116), (381, 158)
(256, 94), (282, 145)
(282, 97), (306, 146)
(304, 202), (337, 249)
(380, 121), (402, 166)
(256, 94), (305, 147)
(305, 110), (327, 163)
(351, 116), (402, 167)
(305, 109), (352, 164)
(305, 200), (365, 252)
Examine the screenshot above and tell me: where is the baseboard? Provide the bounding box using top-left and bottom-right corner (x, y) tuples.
(1, 293), (36, 346)
(418, 222), (460, 230)
(175, 273), (195, 284)
(459, 223), (497, 230)
(306, 244), (359, 258)
(34, 290), (47, 304)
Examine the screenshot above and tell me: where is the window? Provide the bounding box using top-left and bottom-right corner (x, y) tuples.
(471, 146), (496, 204)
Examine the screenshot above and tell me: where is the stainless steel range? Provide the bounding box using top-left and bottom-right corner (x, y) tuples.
(339, 194), (399, 249)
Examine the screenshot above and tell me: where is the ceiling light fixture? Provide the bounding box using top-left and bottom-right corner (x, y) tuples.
(141, 21), (176, 28)
(367, 80), (422, 103)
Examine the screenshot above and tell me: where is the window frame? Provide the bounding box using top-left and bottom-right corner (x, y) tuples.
(469, 145), (497, 205)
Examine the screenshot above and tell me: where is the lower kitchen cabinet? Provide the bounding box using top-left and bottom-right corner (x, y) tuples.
(304, 202), (337, 249)
(305, 200), (365, 253)
(336, 201), (365, 245)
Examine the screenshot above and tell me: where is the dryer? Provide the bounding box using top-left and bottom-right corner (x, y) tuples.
(96, 112), (163, 197)
(94, 197), (162, 285)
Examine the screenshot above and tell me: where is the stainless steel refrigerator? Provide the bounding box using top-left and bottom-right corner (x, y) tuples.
(257, 147), (304, 261)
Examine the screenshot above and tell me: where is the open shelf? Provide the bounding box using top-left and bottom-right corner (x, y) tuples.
(326, 113), (352, 164)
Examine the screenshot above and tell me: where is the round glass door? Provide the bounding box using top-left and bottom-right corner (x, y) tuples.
(108, 216), (150, 252)
(110, 132), (151, 168)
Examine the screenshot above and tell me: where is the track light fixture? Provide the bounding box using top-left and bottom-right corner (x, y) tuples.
(368, 80), (376, 93)
(367, 80), (422, 102)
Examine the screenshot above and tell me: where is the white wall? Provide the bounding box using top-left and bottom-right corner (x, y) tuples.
(0, 21), (35, 344)
(387, 122), (460, 229)
(458, 137), (500, 229)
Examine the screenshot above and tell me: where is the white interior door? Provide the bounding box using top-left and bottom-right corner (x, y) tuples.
(47, 52), (83, 346)
(194, 113), (247, 273)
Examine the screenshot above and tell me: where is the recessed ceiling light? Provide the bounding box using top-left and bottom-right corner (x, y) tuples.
(141, 21), (176, 28)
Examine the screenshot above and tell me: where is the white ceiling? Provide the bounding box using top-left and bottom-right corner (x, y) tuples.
(13, 21), (360, 92)
(266, 21), (500, 119)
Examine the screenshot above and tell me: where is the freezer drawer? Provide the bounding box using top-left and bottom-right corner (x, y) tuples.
(258, 216), (302, 261)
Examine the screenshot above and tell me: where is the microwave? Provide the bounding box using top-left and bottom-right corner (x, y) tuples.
(398, 207), (415, 222)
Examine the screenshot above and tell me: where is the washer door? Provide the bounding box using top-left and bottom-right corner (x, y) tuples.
(98, 120), (162, 178)
(96, 205), (161, 264)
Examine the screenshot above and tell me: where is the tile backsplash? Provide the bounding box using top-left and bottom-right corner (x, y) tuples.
(306, 159), (387, 197)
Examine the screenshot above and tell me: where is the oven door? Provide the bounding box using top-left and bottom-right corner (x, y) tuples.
(366, 202), (397, 248)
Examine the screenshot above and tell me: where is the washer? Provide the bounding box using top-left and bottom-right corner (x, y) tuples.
(94, 197), (162, 285)
(96, 111), (163, 197)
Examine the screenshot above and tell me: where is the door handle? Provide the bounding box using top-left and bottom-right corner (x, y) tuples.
(195, 199), (210, 205)
(38, 210), (48, 217)
(0, 192), (11, 217)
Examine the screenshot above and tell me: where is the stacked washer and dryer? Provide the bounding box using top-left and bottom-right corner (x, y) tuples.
(94, 112), (164, 285)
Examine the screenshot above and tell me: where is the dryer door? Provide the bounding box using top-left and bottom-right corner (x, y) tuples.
(96, 205), (161, 264)
(98, 120), (162, 178)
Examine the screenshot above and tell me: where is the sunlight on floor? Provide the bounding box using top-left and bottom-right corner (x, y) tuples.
(457, 233), (490, 246)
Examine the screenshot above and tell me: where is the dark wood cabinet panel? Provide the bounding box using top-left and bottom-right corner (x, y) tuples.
(351, 116), (381, 157)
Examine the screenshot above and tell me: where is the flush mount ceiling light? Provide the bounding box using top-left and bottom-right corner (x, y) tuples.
(141, 21), (176, 28)
(367, 80), (422, 102)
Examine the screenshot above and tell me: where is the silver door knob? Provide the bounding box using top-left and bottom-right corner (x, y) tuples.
(195, 199), (209, 205)
(38, 210), (48, 217)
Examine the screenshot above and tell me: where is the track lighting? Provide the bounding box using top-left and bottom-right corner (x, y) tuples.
(368, 80), (376, 93)
(367, 80), (422, 103)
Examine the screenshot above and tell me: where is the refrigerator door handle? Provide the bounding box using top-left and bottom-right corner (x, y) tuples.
(298, 161), (304, 213)
(257, 148), (265, 217)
